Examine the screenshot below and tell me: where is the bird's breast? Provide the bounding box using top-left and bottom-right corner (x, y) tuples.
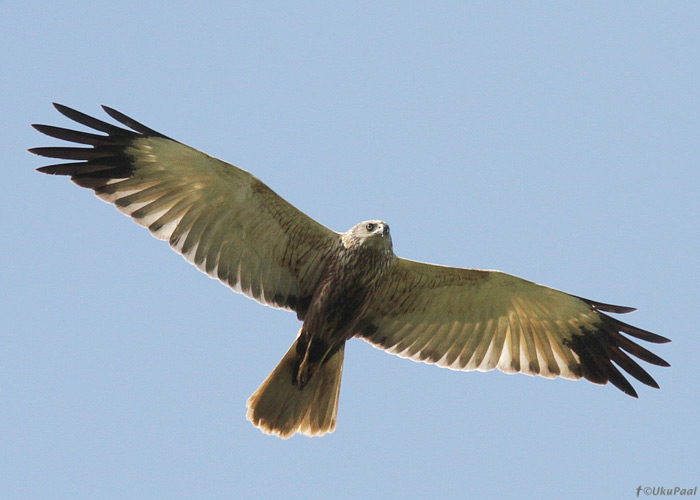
(304, 256), (387, 337)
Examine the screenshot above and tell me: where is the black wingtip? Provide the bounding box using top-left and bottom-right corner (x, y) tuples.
(575, 295), (638, 314)
(36, 165), (57, 174)
(100, 105), (169, 138)
(52, 102), (73, 116)
(101, 105), (120, 119)
(617, 380), (640, 397)
(611, 318), (671, 344)
(101, 104), (119, 114)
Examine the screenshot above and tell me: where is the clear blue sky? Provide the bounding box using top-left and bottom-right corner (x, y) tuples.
(2, 2), (698, 499)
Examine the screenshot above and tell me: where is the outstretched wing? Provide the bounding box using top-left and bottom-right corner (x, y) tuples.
(31, 104), (338, 318)
(357, 258), (670, 397)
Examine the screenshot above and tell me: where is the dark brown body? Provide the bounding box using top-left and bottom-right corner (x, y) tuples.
(294, 229), (395, 388)
(245, 221), (394, 437)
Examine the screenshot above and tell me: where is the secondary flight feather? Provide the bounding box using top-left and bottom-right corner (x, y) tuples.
(31, 104), (670, 438)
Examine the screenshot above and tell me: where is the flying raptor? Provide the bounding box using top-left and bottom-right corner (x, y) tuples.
(31, 104), (670, 438)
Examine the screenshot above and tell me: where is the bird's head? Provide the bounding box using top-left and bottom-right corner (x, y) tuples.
(341, 220), (393, 254)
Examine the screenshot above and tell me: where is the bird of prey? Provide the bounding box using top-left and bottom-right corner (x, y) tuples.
(31, 104), (670, 439)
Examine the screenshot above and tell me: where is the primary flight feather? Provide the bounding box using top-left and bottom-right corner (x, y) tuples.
(31, 104), (670, 438)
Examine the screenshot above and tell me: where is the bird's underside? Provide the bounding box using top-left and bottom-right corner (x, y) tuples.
(31, 103), (670, 439)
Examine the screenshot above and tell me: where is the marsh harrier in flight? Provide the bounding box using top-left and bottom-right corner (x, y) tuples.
(31, 104), (670, 438)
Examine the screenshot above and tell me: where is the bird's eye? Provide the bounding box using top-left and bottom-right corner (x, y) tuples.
(365, 223), (375, 232)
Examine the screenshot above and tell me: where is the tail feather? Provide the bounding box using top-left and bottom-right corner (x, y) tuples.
(246, 336), (345, 438)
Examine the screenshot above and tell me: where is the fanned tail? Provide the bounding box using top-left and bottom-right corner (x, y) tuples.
(246, 334), (344, 438)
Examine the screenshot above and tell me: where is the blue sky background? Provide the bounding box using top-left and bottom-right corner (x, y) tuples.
(2, 2), (698, 499)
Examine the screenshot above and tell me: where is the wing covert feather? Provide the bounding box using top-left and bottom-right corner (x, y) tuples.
(31, 104), (338, 317)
